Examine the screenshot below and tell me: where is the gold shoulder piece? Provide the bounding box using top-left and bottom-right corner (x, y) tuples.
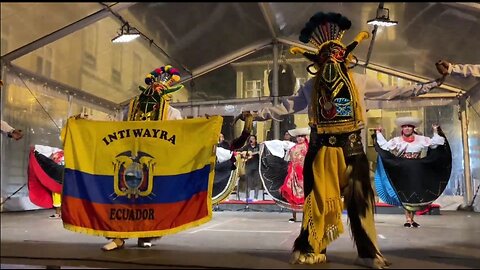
(289, 47), (308, 55)
(354, 31), (370, 43)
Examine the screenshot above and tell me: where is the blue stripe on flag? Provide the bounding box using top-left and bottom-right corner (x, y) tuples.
(63, 165), (210, 204)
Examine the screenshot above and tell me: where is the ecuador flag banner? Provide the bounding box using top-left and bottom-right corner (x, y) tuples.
(61, 116), (222, 238)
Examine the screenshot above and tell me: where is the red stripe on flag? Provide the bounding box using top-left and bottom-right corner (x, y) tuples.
(61, 191), (209, 233)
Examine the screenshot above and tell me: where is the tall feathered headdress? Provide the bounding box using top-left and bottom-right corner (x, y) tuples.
(144, 65), (181, 87)
(299, 12), (352, 49)
(139, 65), (183, 95)
(290, 12), (369, 64)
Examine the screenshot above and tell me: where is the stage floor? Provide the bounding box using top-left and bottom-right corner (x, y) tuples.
(1, 209), (479, 269)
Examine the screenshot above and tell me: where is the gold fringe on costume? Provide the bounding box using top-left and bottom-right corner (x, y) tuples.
(301, 146), (347, 253)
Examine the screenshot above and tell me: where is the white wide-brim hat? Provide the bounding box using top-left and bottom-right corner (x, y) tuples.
(288, 127), (310, 137)
(395, 116), (421, 128)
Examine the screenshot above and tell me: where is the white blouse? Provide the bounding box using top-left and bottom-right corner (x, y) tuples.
(263, 139), (296, 159)
(376, 132), (445, 158)
(216, 147), (233, 163)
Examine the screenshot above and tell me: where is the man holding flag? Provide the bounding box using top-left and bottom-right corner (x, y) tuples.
(61, 66), (222, 251)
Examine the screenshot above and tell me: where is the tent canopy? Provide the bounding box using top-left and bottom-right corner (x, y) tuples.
(1, 2), (479, 108)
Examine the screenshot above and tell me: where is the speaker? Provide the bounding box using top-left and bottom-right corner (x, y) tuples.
(268, 64), (296, 97)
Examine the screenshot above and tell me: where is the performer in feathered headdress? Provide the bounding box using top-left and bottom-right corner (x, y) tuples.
(103, 65), (184, 251)
(127, 65), (184, 121)
(239, 11), (420, 268)
(235, 10), (446, 268)
(284, 12), (391, 268)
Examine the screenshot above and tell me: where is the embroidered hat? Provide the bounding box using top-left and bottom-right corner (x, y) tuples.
(395, 116), (421, 128)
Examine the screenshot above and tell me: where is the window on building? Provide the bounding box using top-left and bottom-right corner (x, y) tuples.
(1, 38), (7, 55)
(83, 25), (98, 69)
(245, 80), (262, 98)
(131, 52), (142, 89)
(111, 45), (123, 84)
(36, 46), (53, 77)
(1, 24), (9, 54)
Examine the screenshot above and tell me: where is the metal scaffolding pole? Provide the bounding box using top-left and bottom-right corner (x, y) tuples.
(1, 3), (136, 62)
(276, 38), (465, 95)
(179, 40), (272, 85)
(272, 43), (280, 140)
(459, 96), (473, 206)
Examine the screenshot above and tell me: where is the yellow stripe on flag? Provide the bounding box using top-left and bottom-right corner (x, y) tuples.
(63, 116), (222, 176)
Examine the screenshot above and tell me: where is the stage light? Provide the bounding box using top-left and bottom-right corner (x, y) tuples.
(112, 22), (140, 43)
(367, 7), (398, 27)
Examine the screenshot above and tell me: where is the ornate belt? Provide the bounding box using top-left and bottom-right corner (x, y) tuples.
(311, 130), (364, 157)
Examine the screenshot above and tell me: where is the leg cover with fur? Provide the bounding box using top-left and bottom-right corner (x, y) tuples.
(343, 153), (391, 268)
(293, 228), (314, 254)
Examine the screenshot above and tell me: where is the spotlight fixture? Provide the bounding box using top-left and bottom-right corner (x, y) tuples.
(367, 7), (398, 27)
(112, 22), (140, 43)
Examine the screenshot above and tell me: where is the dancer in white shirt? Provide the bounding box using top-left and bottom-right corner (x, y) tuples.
(375, 116), (447, 228)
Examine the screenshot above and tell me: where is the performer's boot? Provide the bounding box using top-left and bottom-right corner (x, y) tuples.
(137, 238), (152, 248)
(290, 250), (327, 265)
(349, 201), (391, 268)
(137, 237), (162, 248)
(290, 228), (327, 265)
(102, 238), (125, 251)
(343, 154), (391, 269)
